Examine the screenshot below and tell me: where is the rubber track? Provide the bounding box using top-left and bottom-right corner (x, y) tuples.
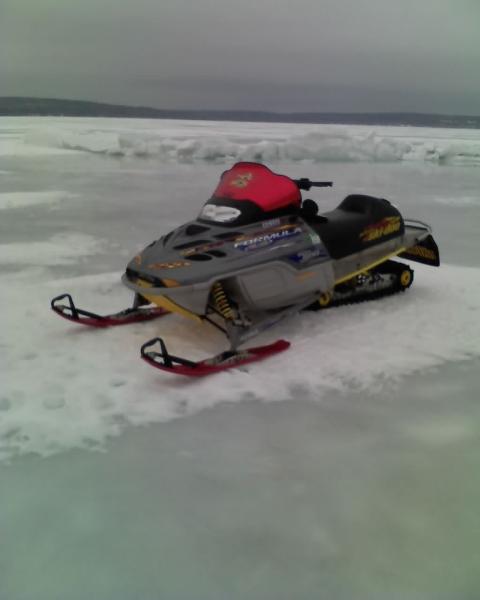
(306, 260), (414, 311)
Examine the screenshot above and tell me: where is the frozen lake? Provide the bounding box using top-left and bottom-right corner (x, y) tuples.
(1, 117), (480, 599)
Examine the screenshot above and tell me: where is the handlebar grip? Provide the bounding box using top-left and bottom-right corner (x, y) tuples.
(294, 178), (333, 190)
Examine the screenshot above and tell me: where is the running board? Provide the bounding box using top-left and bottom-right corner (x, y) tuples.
(140, 337), (290, 377)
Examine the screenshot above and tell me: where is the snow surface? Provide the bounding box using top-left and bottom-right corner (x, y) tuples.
(1, 117), (480, 464)
(2, 263), (480, 462)
(0, 190), (75, 211)
(0, 232), (105, 266)
(4, 115), (480, 164)
(2, 116), (480, 600)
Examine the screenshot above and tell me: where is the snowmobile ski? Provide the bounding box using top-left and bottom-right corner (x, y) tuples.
(140, 337), (290, 377)
(51, 293), (168, 327)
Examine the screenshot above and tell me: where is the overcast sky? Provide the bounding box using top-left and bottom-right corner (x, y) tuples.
(1, 0), (479, 114)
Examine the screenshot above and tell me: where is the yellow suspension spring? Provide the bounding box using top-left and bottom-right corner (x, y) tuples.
(211, 282), (235, 320)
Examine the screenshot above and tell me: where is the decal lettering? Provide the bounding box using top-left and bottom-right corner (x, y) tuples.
(234, 224), (302, 251)
(296, 271), (315, 281)
(404, 245), (436, 260)
(181, 240), (225, 256)
(289, 246), (328, 264)
(359, 217), (401, 242)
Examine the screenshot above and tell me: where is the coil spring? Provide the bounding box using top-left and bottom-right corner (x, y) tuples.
(211, 282), (235, 320)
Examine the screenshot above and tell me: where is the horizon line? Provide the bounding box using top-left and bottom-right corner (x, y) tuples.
(1, 96), (480, 119)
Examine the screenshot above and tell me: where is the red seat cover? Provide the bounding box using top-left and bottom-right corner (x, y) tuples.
(212, 162), (301, 212)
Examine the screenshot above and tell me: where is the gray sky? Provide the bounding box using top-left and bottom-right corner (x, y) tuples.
(1, 0), (479, 113)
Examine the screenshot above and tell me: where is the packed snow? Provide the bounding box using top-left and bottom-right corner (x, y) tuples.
(2, 262), (480, 462)
(1, 116), (480, 463)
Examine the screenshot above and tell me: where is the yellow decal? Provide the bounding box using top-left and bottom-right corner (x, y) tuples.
(231, 172), (253, 188)
(162, 278), (180, 288)
(404, 245), (436, 260)
(181, 241), (224, 257)
(334, 246), (407, 285)
(147, 295), (202, 323)
(136, 278), (153, 288)
(147, 260), (191, 270)
(360, 217), (401, 242)
(135, 279), (200, 322)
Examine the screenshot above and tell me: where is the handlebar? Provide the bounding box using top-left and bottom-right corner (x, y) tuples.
(293, 178), (333, 191)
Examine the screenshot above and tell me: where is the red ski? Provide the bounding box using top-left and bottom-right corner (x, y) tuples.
(140, 337), (291, 377)
(51, 293), (168, 327)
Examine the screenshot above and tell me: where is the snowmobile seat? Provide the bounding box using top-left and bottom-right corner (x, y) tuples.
(312, 194), (404, 259)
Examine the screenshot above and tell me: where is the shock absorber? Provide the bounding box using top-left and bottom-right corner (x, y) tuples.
(211, 282), (235, 320)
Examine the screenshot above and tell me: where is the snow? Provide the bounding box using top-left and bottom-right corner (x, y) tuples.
(2, 116), (480, 599)
(2, 262), (480, 462)
(1, 117), (480, 463)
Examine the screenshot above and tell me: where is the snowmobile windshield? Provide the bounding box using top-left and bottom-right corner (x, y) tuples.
(199, 162), (301, 226)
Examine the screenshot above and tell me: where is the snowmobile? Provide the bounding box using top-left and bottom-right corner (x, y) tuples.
(51, 162), (440, 376)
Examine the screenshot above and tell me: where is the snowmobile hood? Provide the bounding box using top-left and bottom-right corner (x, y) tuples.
(122, 213), (328, 319)
(124, 215), (324, 290)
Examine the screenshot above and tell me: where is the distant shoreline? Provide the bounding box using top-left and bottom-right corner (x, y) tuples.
(1, 96), (479, 129)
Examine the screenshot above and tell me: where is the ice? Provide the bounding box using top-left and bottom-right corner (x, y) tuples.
(432, 194), (480, 207)
(2, 363), (480, 600)
(404, 416), (475, 445)
(0, 232), (106, 266)
(0, 190), (76, 210)
(3, 116), (480, 164)
(2, 117), (480, 599)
